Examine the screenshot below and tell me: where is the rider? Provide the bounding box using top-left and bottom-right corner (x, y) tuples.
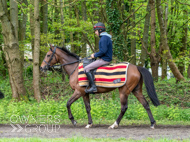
(84, 22), (113, 93)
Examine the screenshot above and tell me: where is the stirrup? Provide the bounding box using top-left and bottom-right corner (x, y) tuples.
(85, 86), (97, 93)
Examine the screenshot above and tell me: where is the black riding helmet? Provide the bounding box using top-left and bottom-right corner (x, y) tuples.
(93, 22), (106, 34)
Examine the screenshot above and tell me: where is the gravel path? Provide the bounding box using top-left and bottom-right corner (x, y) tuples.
(0, 124), (189, 140)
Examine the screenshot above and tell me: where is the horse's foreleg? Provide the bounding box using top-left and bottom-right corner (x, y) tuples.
(82, 94), (93, 128)
(66, 90), (81, 126)
(109, 93), (128, 129)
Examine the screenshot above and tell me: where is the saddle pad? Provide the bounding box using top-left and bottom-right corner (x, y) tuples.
(78, 62), (129, 88)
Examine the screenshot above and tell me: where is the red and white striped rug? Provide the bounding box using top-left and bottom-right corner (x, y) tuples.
(78, 62), (129, 88)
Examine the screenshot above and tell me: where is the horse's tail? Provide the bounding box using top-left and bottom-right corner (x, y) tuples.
(137, 66), (160, 106)
(0, 90), (4, 99)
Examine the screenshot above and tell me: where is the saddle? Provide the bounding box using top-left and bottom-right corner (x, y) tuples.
(83, 57), (96, 68)
(78, 58), (129, 88)
(82, 57), (97, 79)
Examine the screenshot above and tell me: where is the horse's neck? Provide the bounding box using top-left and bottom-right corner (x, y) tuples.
(59, 55), (78, 76)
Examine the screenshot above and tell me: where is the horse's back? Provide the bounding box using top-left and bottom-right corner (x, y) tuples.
(119, 64), (141, 93)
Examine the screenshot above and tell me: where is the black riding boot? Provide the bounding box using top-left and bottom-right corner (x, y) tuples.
(85, 72), (97, 93)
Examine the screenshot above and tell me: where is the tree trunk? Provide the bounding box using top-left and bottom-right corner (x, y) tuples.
(60, 0), (65, 47)
(81, 0), (87, 57)
(33, 0), (41, 102)
(42, 0), (48, 34)
(161, 3), (168, 79)
(39, 0), (48, 64)
(156, 0), (184, 81)
(150, 0), (159, 81)
(74, 4), (80, 54)
(161, 58), (167, 79)
(188, 50), (190, 78)
(54, 0), (60, 39)
(19, 0), (28, 71)
(30, 0), (35, 58)
(130, 0), (136, 65)
(178, 9), (188, 76)
(69, 0), (74, 52)
(0, 39), (7, 77)
(138, 0), (151, 67)
(93, 0), (100, 52)
(119, 0), (128, 61)
(10, 0), (18, 39)
(0, 0), (27, 100)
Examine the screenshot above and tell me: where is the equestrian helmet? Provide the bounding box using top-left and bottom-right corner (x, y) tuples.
(93, 22), (106, 32)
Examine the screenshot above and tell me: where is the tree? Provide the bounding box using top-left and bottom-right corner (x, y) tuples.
(60, 0), (65, 47)
(33, 0), (41, 102)
(188, 50), (190, 78)
(138, 0), (151, 67)
(150, 0), (160, 81)
(106, 0), (124, 61)
(81, 0), (87, 57)
(0, 0), (27, 100)
(156, 0), (184, 81)
(161, 1), (168, 79)
(30, 0), (35, 57)
(19, 0), (28, 71)
(178, 9), (188, 75)
(40, 0), (48, 64)
(130, 0), (136, 65)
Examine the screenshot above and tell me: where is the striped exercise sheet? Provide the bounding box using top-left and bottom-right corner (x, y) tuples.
(78, 62), (129, 88)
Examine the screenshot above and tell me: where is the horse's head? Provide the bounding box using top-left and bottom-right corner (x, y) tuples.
(40, 45), (59, 72)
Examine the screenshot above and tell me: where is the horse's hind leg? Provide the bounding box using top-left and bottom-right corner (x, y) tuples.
(108, 91), (129, 129)
(132, 80), (156, 129)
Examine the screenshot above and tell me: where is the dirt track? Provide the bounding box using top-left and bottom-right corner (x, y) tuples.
(0, 124), (189, 140)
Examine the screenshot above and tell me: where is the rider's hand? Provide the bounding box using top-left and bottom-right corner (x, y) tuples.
(91, 53), (95, 58)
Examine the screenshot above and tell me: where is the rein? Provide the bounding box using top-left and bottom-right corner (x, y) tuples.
(60, 59), (82, 77)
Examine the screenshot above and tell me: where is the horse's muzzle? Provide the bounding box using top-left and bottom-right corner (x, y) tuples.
(40, 66), (48, 72)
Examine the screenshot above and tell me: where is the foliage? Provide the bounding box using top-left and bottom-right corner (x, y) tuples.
(0, 96), (189, 124)
(153, 78), (190, 107)
(1, 72), (190, 107)
(106, 0), (125, 61)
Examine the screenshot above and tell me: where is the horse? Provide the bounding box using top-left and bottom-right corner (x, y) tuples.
(0, 90), (4, 99)
(40, 45), (160, 129)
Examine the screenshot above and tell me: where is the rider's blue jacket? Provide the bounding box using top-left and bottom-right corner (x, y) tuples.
(94, 32), (112, 62)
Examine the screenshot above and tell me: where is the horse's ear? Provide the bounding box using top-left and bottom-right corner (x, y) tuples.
(49, 44), (53, 51)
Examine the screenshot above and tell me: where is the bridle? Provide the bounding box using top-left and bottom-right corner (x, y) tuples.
(43, 46), (81, 77)
(43, 47), (58, 70)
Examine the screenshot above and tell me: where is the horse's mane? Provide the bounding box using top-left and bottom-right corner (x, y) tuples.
(57, 46), (80, 60)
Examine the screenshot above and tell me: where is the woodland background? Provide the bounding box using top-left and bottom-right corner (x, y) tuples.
(0, 0), (190, 102)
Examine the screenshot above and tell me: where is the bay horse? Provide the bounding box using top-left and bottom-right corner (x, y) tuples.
(40, 45), (160, 129)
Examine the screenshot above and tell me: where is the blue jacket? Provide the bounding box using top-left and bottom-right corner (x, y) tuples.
(94, 32), (112, 62)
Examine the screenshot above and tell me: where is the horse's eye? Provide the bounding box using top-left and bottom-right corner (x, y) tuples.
(47, 55), (50, 57)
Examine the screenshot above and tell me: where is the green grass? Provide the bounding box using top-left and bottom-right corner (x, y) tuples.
(0, 137), (189, 142)
(0, 97), (189, 125)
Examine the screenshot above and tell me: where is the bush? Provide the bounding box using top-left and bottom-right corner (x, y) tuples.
(0, 98), (189, 124)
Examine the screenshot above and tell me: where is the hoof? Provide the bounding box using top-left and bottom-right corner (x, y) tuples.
(150, 121), (156, 129)
(72, 120), (77, 126)
(108, 121), (118, 129)
(150, 124), (155, 129)
(85, 124), (92, 129)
